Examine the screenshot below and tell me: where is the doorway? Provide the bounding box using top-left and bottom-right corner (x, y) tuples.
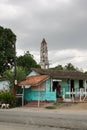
(53, 81), (58, 92)
(70, 80), (74, 91)
(70, 80), (75, 97)
(79, 80), (83, 88)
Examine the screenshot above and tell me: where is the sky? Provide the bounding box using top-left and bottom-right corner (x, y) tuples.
(0, 0), (87, 71)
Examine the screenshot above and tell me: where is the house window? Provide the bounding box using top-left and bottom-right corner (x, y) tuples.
(79, 80), (83, 88)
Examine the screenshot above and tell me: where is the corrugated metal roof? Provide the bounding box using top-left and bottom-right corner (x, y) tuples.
(19, 75), (49, 86)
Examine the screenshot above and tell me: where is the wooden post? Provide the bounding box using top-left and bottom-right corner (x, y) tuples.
(80, 88), (82, 102)
(22, 86), (24, 107)
(38, 93), (40, 108)
(83, 80), (87, 101)
(38, 85), (40, 108)
(71, 88), (74, 102)
(84, 80), (86, 97)
(62, 88), (65, 101)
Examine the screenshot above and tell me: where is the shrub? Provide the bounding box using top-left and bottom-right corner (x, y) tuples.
(0, 91), (16, 107)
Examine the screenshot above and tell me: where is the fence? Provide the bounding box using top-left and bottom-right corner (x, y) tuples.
(62, 88), (87, 102)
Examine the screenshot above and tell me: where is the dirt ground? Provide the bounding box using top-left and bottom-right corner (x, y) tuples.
(55, 102), (87, 111)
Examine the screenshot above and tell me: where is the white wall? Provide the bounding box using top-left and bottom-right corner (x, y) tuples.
(0, 81), (9, 91)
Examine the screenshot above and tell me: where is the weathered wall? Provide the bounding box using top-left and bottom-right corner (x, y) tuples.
(31, 82), (46, 91)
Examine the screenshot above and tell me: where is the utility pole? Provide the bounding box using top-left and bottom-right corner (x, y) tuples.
(13, 41), (17, 97)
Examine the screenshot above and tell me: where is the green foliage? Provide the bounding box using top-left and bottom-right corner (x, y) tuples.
(85, 71), (87, 74)
(17, 51), (40, 75)
(16, 66), (26, 82)
(52, 63), (80, 71)
(0, 26), (16, 75)
(3, 66), (26, 91)
(0, 91), (16, 107)
(64, 63), (76, 71)
(51, 65), (63, 70)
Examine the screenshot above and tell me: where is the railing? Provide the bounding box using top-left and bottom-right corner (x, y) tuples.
(62, 88), (87, 102)
(16, 94), (23, 97)
(16, 94), (24, 106)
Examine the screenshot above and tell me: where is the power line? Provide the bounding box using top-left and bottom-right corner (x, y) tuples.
(51, 55), (87, 62)
(50, 55), (87, 65)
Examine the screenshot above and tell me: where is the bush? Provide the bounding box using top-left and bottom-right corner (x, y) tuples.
(0, 91), (16, 107)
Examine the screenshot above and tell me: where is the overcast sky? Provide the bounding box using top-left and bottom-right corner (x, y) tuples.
(0, 0), (87, 71)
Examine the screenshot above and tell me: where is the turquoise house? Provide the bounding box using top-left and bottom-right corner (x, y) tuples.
(19, 74), (56, 102)
(19, 68), (87, 103)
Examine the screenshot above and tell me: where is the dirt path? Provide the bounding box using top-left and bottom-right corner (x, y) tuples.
(56, 102), (87, 111)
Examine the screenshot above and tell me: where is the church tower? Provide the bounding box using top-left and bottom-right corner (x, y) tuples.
(40, 38), (49, 69)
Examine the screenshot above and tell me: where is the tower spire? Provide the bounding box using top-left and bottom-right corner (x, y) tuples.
(40, 38), (49, 69)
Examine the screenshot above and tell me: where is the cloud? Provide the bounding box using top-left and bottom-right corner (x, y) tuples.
(49, 49), (87, 71)
(0, 0), (87, 70)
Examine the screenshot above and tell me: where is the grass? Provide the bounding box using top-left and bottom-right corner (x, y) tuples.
(45, 100), (79, 110)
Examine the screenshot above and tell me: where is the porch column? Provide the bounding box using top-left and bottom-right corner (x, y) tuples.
(68, 79), (71, 98)
(84, 80), (87, 97)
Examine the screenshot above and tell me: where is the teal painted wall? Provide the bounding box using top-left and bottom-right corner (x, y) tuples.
(46, 79), (51, 92)
(45, 79), (56, 101)
(60, 79), (70, 98)
(24, 89), (56, 101)
(24, 78), (56, 101)
(45, 92), (56, 101)
(24, 90), (46, 101)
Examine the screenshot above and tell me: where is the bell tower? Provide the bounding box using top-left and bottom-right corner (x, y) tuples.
(40, 38), (49, 69)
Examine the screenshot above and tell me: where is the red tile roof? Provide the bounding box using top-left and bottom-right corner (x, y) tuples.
(19, 75), (49, 86)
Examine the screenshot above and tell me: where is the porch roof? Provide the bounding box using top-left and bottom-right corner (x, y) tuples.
(31, 68), (87, 80)
(19, 75), (49, 86)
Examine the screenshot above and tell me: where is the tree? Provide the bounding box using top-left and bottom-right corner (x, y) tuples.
(0, 26), (16, 76)
(17, 51), (40, 75)
(53, 65), (63, 70)
(64, 63), (76, 71)
(51, 63), (80, 71)
(3, 66), (26, 91)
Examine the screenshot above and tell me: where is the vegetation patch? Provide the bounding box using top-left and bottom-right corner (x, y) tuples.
(45, 101), (79, 110)
(54, 102), (78, 109)
(45, 105), (57, 109)
(0, 91), (16, 108)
